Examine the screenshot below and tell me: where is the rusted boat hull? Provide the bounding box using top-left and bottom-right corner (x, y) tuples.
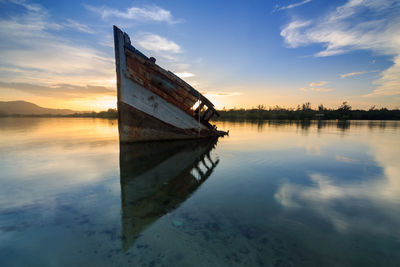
(118, 101), (221, 142)
(114, 26), (227, 142)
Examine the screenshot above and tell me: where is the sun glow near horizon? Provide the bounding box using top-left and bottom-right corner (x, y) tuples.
(16, 95), (118, 112)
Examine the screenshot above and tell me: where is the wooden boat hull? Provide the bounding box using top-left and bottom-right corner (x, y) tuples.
(118, 101), (220, 142)
(114, 26), (227, 142)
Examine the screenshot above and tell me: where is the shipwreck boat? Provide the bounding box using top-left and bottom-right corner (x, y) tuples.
(120, 138), (219, 250)
(114, 26), (227, 142)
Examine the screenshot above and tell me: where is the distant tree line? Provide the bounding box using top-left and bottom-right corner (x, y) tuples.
(66, 108), (118, 118)
(0, 108), (119, 118)
(215, 102), (400, 120)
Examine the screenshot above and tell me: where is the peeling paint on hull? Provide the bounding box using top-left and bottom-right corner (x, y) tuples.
(118, 102), (222, 142)
(114, 26), (227, 142)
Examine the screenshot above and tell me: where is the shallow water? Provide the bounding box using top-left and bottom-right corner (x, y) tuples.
(0, 118), (399, 266)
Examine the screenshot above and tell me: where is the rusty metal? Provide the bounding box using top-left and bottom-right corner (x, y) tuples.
(123, 37), (218, 120)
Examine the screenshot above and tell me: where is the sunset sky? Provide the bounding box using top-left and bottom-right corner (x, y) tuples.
(0, 0), (399, 111)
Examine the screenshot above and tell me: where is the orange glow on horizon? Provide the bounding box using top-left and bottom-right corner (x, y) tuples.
(2, 86), (399, 112)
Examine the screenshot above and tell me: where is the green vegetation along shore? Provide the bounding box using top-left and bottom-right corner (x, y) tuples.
(216, 102), (400, 121)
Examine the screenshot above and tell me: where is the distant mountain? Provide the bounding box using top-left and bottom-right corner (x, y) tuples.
(0, 101), (75, 115)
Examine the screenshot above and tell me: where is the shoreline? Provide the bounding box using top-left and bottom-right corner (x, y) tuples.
(1, 114), (400, 121)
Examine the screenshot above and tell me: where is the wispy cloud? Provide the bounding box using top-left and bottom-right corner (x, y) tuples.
(9, 0), (42, 12)
(280, 0), (400, 97)
(369, 55), (400, 96)
(341, 71), (367, 78)
(64, 19), (95, 34)
(341, 70), (379, 78)
(175, 72), (195, 78)
(280, 20), (311, 48)
(0, 0), (114, 88)
(280, 1), (400, 55)
(85, 4), (179, 24)
(309, 81), (326, 87)
(136, 33), (181, 53)
(0, 81), (114, 98)
(301, 81), (332, 92)
(274, 0), (312, 12)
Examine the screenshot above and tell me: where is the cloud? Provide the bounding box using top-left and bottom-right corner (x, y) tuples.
(136, 33), (181, 53)
(171, 63), (190, 70)
(9, 0), (42, 12)
(315, 49), (347, 57)
(281, 1), (400, 56)
(280, 20), (311, 48)
(280, 0), (400, 96)
(368, 55), (400, 96)
(301, 81), (332, 92)
(3, 0), (62, 32)
(274, 0), (312, 12)
(309, 81), (326, 87)
(158, 54), (178, 61)
(341, 70), (379, 78)
(341, 71), (367, 78)
(64, 19), (95, 34)
(85, 4), (179, 24)
(175, 72), (195, 78)
(0, 0), (114, 87)
(0, 81), (115, 98)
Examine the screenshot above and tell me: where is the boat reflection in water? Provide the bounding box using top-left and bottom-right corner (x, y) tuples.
(119, 138), (220, 251)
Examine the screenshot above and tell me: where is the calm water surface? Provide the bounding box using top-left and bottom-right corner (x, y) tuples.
(0, 118), (400, 266)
